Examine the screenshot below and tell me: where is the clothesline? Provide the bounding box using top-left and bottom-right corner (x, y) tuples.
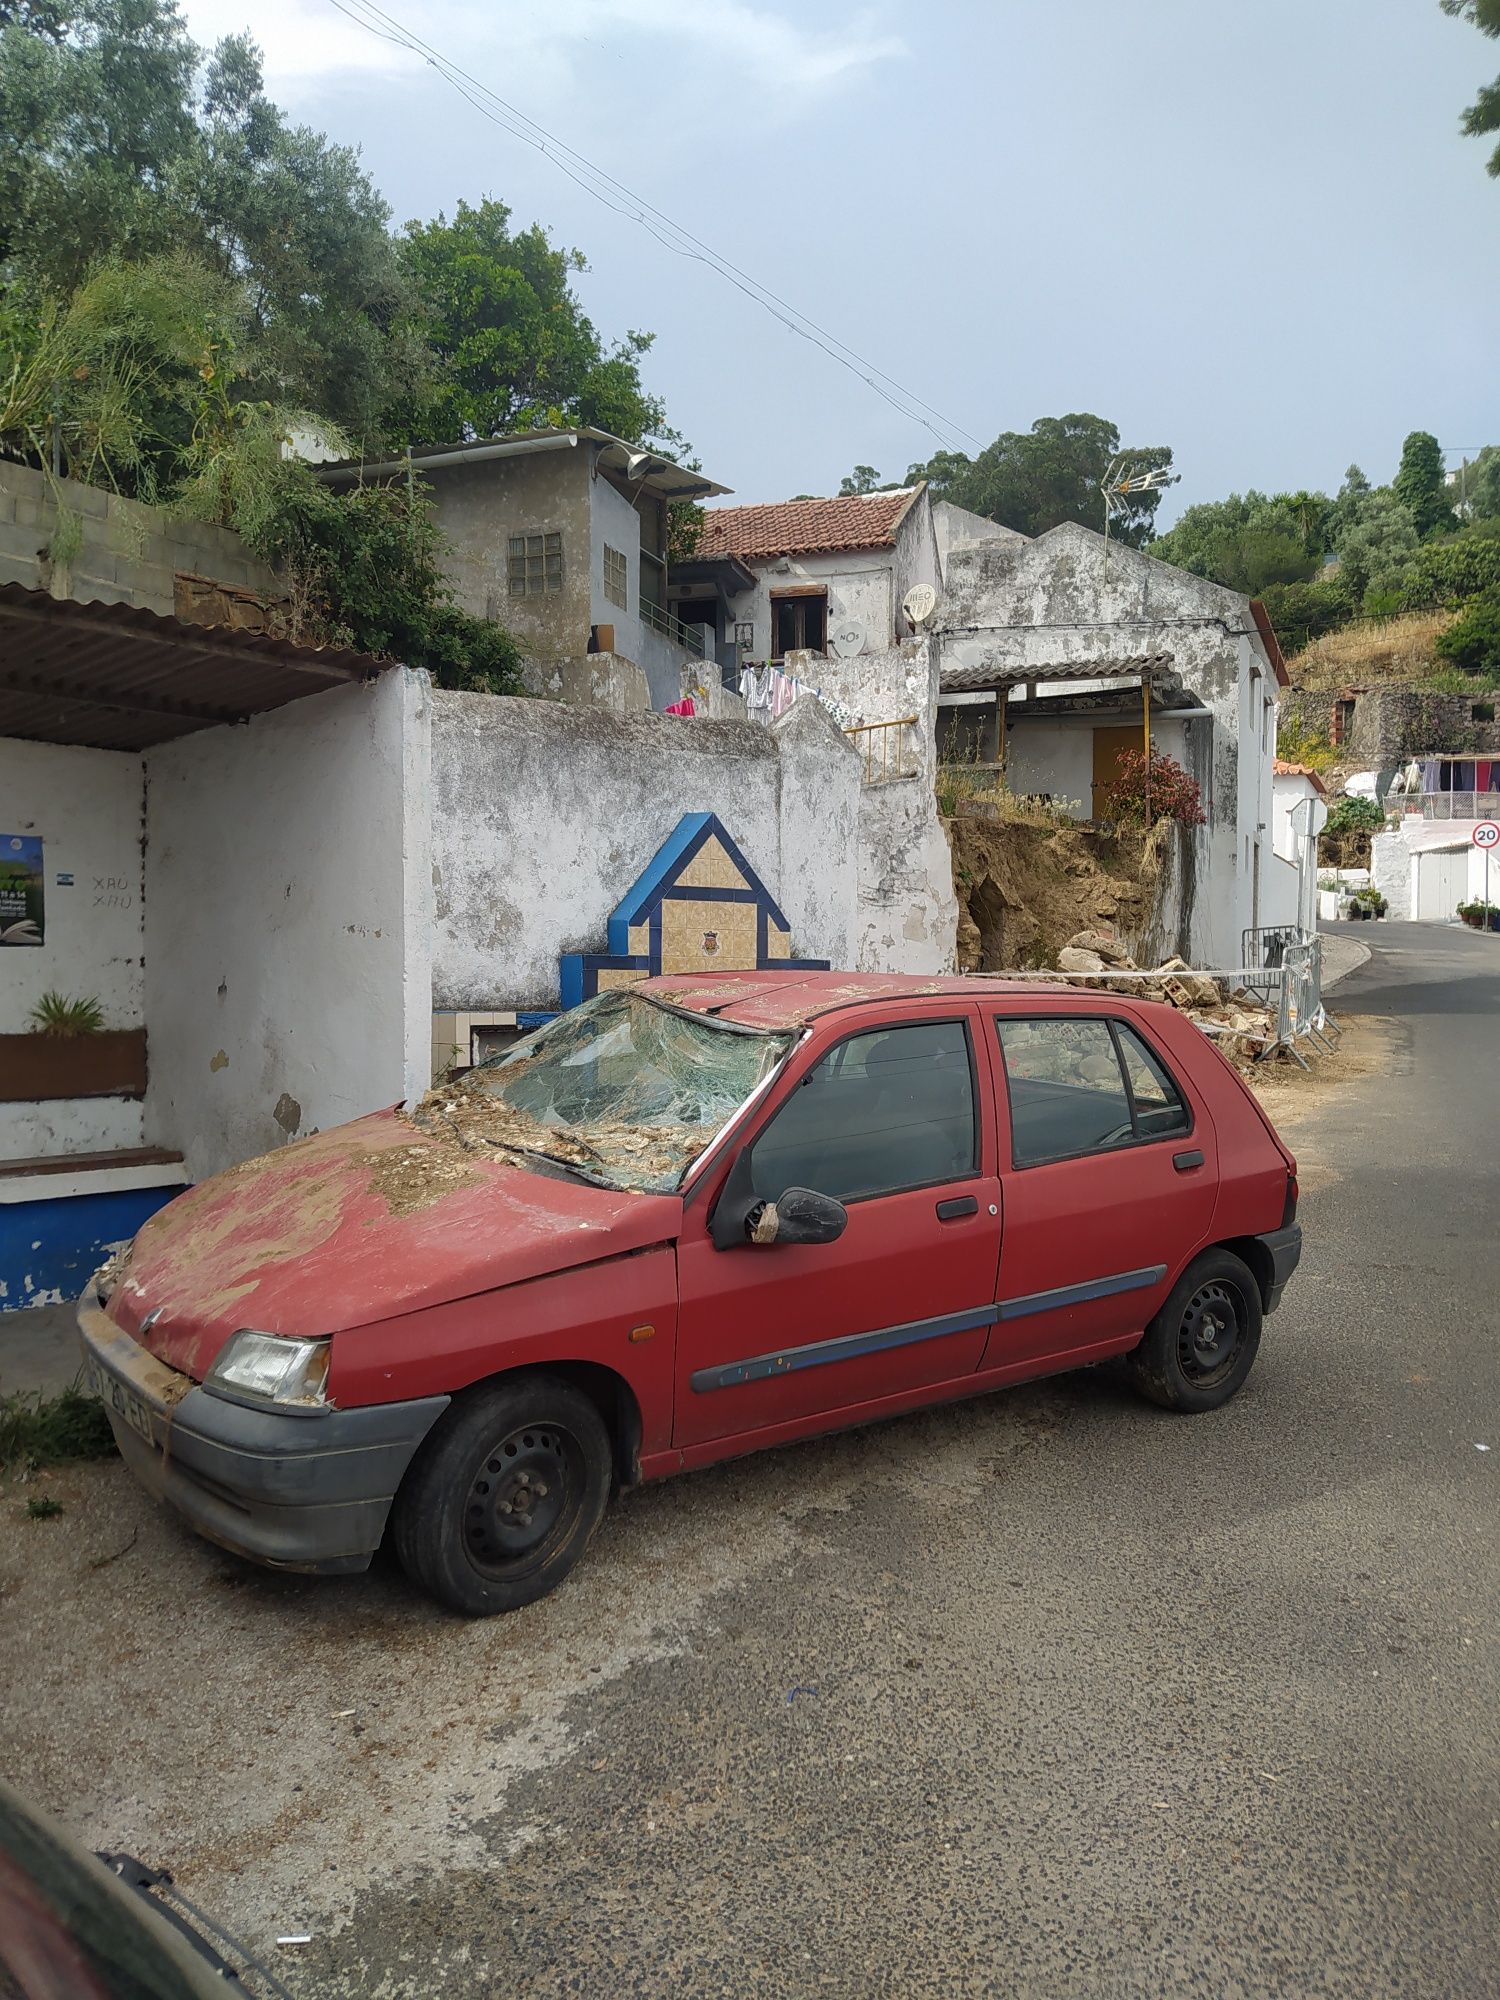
(738, 662), (861, 732)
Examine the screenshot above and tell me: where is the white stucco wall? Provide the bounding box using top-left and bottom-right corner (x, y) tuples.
(807, 641), (960, 974)
(931, 499), (1026, 584)
(1001, 715), (1190, 821)
(143, 671), (432, 1182)
(0, 738), (147, 1157)
(589, 471), (646, 670)
(1372, 819), (1496, 919)
(429, 692), (861, 1013)
(1271, 771), (1320, 864)
(936, 523), (1277, 969)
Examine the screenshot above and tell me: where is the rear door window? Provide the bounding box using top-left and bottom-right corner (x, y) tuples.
(995, 1017), (1191, 1168)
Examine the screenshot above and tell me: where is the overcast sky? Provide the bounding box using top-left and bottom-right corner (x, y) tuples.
(176, 0), (1500, 521)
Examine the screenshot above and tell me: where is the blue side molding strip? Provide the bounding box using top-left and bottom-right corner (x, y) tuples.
(996, 1263), (1168, 1321)
(691, 1264), (1170, 1395)
(690, 1303), (998, 1394)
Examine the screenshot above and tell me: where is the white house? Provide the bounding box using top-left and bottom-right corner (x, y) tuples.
(1272, 759), (1326, 864)
(931, 522), (1293, 967)
(678, 485), (941, 669)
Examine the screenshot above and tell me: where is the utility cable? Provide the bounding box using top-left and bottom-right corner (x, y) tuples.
(324, 0), (983, 456)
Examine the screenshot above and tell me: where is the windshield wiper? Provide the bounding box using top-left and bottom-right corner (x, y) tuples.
(513, 1146), (621, 1191)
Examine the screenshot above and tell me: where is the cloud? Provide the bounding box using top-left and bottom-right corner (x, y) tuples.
(177, 0), (903, 100)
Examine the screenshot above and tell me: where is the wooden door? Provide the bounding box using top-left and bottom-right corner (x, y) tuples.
(1091, 726), (1140, 818)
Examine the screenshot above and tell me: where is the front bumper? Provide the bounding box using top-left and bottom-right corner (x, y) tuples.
(1258, 1223), (1303, 1314)
(77, 1295), (449, 1575)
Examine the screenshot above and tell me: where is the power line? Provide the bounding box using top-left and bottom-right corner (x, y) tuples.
(323, 0), (985, 457)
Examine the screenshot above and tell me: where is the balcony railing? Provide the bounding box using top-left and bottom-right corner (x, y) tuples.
(1387, 791), (1500, 821)
(846, 715), (919, 784)
(641, 598), (706, 658)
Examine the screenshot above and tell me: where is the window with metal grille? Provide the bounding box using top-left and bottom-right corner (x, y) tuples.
(603, 545), (628, 610)
(507, 532), (563, 596)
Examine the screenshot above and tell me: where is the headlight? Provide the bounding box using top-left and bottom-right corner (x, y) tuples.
(205, 1331), (331, 1407)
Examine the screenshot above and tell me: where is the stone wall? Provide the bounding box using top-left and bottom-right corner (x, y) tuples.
(1281, 683), (1500, 764)
(0, 461), (278, 612)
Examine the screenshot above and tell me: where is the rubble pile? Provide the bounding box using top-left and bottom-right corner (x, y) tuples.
(1051, 931), (1279, 1064)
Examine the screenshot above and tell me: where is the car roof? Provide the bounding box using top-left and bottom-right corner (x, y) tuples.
(639, 969), (1123, 1031)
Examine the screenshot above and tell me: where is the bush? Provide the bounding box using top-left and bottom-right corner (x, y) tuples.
(1433, 590), (1500, 680)
(1099, 748), (1206, 827)
(1324, 796), (1385, 837)
(1257, 578), (1353, 653)
(1399, 536), (1500, 611)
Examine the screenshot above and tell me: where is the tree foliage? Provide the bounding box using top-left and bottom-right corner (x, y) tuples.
(1393, 429), (1456, 538)
(1433, 588), (1500, 676)
(1441, 0), (1500, 175)
(388, 198), (670, 450)
(1148, 490), (1325, 595)
(1100, 749), (1206, 828)
(908, 414), (1173, 546)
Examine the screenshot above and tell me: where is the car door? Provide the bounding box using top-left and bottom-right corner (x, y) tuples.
(674, 1007), (1004, 1451)
(977, 1005), (1218, 1372)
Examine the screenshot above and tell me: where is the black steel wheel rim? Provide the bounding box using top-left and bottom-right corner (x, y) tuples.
(463, 1422), (582, 1575)
(1177, 1279), (1246, 1387)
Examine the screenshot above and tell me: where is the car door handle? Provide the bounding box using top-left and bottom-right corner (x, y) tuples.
(1173, 1150), (1205, 1172)
(936, 1196), (980, 1221)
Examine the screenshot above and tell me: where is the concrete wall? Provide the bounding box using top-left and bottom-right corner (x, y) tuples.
(893, 494), (940, 638)
(1271, 771), (1319, 864)
(0, 461), (277, 611)
(144, 672), (432, 1182)
(589, 470), (646, 669)
(0, 738), (147, 1158)
(808, 640), (960, 974)
(936, 523), (1275, 968)
(422, 442), (593, 656)
(429, 691), (861, 1012)
(1373, 819), (1496, 919)
(932, 499), (1026, 584)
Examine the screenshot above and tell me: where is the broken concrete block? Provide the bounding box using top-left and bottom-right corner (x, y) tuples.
(1058, 948), (1108, 975)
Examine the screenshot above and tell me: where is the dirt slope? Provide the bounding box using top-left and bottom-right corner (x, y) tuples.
(946, 812), (1158, 972)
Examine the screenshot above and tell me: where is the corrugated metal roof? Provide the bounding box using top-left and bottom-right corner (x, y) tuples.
(0, 585), (387, 751)
(940, 653), (1174, 694)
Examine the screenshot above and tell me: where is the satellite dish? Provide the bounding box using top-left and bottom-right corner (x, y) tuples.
(903, 582), (938, 626)
(1290, 796), (1329, 838)
(831, 622), (865, 658)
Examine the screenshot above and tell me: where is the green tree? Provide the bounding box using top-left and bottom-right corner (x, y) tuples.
(1433, 588), (1500, 675)
(1335, 489), (1421, 607)
(1441, 0), (1500, 175)
(1461, 443), (1500, 521)
(838, 464), (882, 494)
(0, 1), (421, 437)
(388, 198), (670, 449)
(1148, 490), (1327, 593)
(1393, 429), (1457, 538)
(909, 414), (1173, 546)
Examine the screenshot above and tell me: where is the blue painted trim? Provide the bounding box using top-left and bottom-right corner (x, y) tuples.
(559, 954), (585, 1011)
(559, 954), (651, 1008)
(707, 819), (791, 933)
(662, 886), (759, 904)
(516, 1012), (558, 1030)
(607, 812), (715, 950)
(691, 1302), (998, 1394)
(0, 1185), (184, 1314)
(996, 1264), (1167, 1322)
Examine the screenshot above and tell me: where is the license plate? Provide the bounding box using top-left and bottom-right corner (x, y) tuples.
(86, 1357), (155, 1446)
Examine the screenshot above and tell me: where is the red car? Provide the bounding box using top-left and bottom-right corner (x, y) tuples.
(79, 973), (1301, 1616)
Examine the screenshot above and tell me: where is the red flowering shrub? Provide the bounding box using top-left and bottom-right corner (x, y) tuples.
(1100, 748), (1206, 827)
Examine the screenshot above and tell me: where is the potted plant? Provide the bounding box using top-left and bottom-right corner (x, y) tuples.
(0, 992), (147, 1104)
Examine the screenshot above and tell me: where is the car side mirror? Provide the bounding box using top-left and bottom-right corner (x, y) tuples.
(710, 1151), (848, 1250)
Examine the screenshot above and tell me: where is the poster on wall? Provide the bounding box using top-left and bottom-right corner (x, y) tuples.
(0, 835), (43, 945)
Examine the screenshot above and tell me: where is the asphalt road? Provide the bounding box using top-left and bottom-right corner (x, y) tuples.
(2, 923), (1497, 1999)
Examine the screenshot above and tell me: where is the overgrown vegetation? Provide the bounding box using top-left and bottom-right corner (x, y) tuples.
(1, 1386), (116, 1476)
(27, 990), (104, 1035)
(1098, 749), (1206, 828)
(0, 0), (689, 691)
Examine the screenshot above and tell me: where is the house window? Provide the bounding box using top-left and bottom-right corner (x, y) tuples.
(603, 545), (628, 610)
(508, 533), (563, 596)
(771, 592), (827, 657)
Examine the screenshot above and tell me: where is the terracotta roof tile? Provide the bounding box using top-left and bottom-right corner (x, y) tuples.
(698, 488), (920, 562)
(1274, 759), (1328, 795)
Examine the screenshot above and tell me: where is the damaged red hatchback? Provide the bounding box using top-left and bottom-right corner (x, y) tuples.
(79, 972), (1301, 1615)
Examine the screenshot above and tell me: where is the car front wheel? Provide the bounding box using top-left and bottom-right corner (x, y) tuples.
(392, 1374), (612, 1615)
(1126, 1249), (1263, 1413)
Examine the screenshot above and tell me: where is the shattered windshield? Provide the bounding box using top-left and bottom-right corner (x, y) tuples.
(420, 990), (794, 1194)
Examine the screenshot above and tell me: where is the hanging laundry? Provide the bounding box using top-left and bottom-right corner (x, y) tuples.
(663, 696), (696, 717)
(769, 668), (798, 719)
(1477, 759), (1493, 795)
(739, 662), (774, 725)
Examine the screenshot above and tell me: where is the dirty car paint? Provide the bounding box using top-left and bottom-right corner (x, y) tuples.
(112, 1110), (682, 1383)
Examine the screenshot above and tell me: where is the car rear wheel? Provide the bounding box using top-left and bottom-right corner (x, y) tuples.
(391, 1374), (612, 1616)
(1126, 1249), (1262, 1413)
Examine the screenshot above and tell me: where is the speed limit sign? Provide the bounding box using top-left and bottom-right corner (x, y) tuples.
(1474, 821), (1500, 849)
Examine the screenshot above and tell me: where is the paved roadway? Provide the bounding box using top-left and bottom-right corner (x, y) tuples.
(2, 924), (1496, 1998)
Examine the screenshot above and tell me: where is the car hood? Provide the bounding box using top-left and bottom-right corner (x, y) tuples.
(109, 1108), (683, 1381)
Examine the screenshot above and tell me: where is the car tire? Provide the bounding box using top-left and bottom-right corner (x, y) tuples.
(391, 1374), (612, 1616)
(1126, 1249), (1263, 1413)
